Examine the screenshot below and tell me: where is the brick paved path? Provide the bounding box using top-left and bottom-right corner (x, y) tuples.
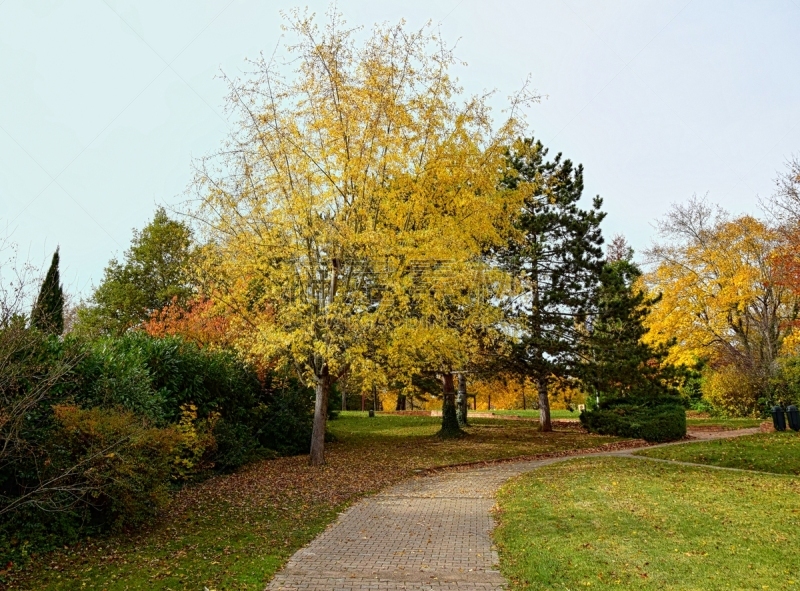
(266, 428), (759, 590)
(267, 456), (579, 590)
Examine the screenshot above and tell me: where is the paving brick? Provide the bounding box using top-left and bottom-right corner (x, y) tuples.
(266, 433), (751, 591)
(265, 461), (554, 590)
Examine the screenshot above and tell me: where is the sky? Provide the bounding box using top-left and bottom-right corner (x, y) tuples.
(1, 0), (799, 297)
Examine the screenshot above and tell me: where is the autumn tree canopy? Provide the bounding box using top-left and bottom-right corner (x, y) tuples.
(644, 197), (800, 415)
(193, 11), (527, 464)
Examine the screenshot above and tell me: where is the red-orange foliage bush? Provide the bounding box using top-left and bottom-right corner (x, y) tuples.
(143, 297), (230, 347)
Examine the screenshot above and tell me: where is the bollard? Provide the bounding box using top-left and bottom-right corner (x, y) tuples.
(772, 405), (787, 431)
(787, 405), (800, 431)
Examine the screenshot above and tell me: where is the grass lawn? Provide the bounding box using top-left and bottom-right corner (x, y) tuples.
(10, 414), (621, 590)
(494, 456), (800, 590)
(685, 417), (761, 430)
(486, 410), (761, 429)
(637, 431), (800, 474)
(351, 409), (581, 419)
(485, 409), (580, 419)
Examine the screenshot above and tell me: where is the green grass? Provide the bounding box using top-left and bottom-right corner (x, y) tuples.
(685, 417), (761, 430)
(344, 409), (581, 419)
(638, 431), (800, 475)
(328, 414), (620, 466)
(27, 504), (339, 591)
(480, 409), (580, 419)
(14, 414), (621, 590)
(495, 456), (800, 590)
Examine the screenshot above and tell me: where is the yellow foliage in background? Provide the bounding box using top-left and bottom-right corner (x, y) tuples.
(470, 376), (530, 410)
(644, 203), (798, 405)
(781, 327), (800, 357)
(375, 375), (587, 412)
(702, 365), (761, 417)
(644, 214), (784, 366)
(469, 376), (586, 411)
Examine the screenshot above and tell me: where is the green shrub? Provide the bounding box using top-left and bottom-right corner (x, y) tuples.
(254, 378), (314, 455)
(68, 333), (270, 470)
(580, 399), (686, 442)
(71, 333), (263, 427)
(0, 330), (317, 564)
(213, 417), (263, 471)
(765, 357), (800, 413)
(73, 336), (166, 423)
(124, 334), (262, 425)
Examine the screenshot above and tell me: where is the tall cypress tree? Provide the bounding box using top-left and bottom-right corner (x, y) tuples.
(31, 248), (65, 335)
(494, 138), (605, 431)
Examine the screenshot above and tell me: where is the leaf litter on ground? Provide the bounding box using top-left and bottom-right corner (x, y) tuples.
(8, 415), (627, 590)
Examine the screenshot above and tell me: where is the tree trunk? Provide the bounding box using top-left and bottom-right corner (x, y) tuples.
(522, 379), (526, 410)
(309, 369), (331, 466)
(537, 375), (552, 432)
(341, 384), (347, 411)
(438, 372), (462, 438)
(395, 393), (406, 411)
(456, 373), (468, 426)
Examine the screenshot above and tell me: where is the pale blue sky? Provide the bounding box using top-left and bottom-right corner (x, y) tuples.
(1, 0), (799, 296)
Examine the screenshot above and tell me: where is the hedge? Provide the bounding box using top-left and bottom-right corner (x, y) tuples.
(0, 329), (314, 564)
(580, 400), (686, 442)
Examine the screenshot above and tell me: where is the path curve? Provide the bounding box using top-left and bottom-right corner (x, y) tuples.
(266, 428), (759, 590)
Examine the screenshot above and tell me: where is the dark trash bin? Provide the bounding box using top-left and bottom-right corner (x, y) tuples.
(787, 405), (800, 431)
(772, 405), (787, 432)
(368, 409), (375, 418)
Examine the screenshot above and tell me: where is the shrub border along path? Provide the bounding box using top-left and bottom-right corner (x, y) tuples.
(265, 428), (759, 590)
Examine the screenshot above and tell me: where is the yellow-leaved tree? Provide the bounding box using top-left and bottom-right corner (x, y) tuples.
(192, 11), (527, 463)
(381, 261), (511, 435)
(644, 197), (799, 414)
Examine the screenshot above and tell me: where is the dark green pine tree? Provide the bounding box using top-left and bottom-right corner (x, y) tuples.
(494, 137), (606, 431)
(583, 235), (682, 404)
(31, 248), (65, 335)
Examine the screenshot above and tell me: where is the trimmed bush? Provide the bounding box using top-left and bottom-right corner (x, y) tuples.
(580, 400), (686, 442)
